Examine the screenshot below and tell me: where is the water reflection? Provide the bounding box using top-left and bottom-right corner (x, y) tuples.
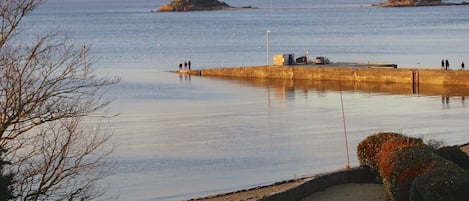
(110, 74), (469, 201)
(198, 75), (469, 99)
(179, 74), (192, 83)
(441, 95), (466, 110)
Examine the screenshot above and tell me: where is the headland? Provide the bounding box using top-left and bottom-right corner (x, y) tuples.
(156, 0), (469, 12)
(157, 0), (253, 12)
(373, 0), (469, 7)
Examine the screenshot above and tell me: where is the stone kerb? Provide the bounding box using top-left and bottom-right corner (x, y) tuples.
(260, 168), (380, 201)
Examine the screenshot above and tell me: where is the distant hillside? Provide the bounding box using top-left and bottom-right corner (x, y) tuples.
(375, 0), (468, 7)
(157, 0), (232, 12)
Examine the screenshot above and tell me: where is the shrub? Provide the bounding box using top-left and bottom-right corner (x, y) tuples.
(377, 137), (426, 181)
(358, 133), (469, 201)
(410, 167), (469, 201)
(380, 146), (446, 201)
(436, 146), (469, 170)
(426, 138), (445, 149)
(357, 132), (407, 169)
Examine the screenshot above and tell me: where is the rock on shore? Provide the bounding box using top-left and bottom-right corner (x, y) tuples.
(157, 0), (232, 12)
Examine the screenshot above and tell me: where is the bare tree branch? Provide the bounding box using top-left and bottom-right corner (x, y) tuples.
(9, 118), (115, 200)
(0, 0), (45, 48)
(0, 0), (119, 200)
(0, 31), (119, 142)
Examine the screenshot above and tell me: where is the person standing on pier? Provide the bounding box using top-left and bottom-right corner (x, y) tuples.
(445, 59), (449, 70)
(462, 61), (465, 70)
(441, 59), (445, 70)
(188, 60), (191, 70)
(184, 61), (188, 69)
(179, 63), (183, 70)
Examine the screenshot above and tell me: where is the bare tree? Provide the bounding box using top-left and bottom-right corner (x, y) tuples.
(9, 117), (114, 200)
(0, 148), (13, 201)
(1, 0), (119, 200)
(0, 0), (44, 48)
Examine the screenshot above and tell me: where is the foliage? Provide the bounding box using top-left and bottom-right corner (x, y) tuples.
(356, 132), (423, 169)
(162, 0), (230, 11)
(357, 132), (469, 201)
(410, 167), (469, 201)
(425, 138), (445, 149)
(436, 146), (469, 170)
(189, 0), (229, 7)
(381, 146), (447, 201)
(377, 137), (425, 181)
(357, 132), (401, 169)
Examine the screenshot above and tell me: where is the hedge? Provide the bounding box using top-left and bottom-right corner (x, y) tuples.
(410, 166), (469, 201)
(381, 146), (452, 201)
(436, 145), (469, 170)
(357, 132), (404, 169)
(357, 132), (423, 169)
(357, 132), (469, 201)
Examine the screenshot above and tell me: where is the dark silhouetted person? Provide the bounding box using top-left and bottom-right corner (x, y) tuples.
(188, 60), (191, 70)
(179, 63), (182, 70)
(441, 59), (445, 70)
(462, 61), (465, 70)
(445, 59), (449, 70)
(184, 61), (187, 69)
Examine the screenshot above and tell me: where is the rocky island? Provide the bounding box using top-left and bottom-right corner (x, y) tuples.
(157, 0), (249, 12)
(375, 0), (469, 7)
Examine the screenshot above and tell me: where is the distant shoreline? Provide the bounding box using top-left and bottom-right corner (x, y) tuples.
(155, 6), (256, 12)
(155, 2), (469, 12)
(372, 1), (469, 7)
(156, 0), (256, 12)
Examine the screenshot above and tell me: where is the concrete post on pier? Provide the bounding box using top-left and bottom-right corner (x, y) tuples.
(412, 70), (419, 94)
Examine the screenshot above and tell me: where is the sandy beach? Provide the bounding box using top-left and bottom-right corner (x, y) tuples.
(190, 144), (469, 201)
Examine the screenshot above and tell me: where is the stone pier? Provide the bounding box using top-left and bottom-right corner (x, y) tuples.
(175, 65), (469, 87)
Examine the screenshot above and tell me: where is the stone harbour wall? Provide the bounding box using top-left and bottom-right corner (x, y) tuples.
(185, 66), (469, 87)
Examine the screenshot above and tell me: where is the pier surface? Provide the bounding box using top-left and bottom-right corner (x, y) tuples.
(175, 63), (469, 87)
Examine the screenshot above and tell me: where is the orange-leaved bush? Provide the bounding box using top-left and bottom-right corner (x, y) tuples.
(381, 146), (446, 201)
(377, 136), (425, 181)
(357, 132), (469, 201)
(357, 132), (403, 169)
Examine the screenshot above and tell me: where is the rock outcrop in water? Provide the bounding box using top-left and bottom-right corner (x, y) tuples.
(157, 0), (232, 12)
(375, 0), (469, 7)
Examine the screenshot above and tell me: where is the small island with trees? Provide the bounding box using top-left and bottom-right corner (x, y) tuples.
(157, 0), (252, 12)
(374, 0), (469, 7)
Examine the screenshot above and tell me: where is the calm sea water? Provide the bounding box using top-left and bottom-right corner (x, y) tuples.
(25, 0), (469, 200)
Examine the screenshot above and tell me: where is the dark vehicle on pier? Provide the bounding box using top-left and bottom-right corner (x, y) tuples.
(296, 56), (308, 64)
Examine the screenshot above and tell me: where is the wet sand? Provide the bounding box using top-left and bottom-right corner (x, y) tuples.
(190, 144), (469, 201)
